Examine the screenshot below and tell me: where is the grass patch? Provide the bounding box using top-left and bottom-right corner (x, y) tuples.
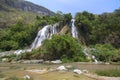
(96, 69), (120, 77)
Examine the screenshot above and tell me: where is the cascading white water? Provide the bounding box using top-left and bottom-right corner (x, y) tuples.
(83, 47), (98, 64)
(92, 55), (98, 64)
(31, 23), (58, 49)
(71, 19), (78, 38)
(11, 23), (59, 55)
(71, 19), (98, 63)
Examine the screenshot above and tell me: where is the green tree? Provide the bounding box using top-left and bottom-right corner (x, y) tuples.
(91, 44), (116, 62)
(41, 35), (86, 61)
(63, 13), (72, 25)
(0, 40), (18, 51)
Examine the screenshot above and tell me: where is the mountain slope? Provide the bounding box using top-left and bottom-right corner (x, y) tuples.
(0, 0), (55, 28)
(0, 0), (54, 15)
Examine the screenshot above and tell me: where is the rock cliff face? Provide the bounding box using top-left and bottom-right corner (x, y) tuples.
(0, 0), (54, 15)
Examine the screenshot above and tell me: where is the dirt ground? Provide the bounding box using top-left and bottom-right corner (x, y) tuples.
(0, 62), (120, 80)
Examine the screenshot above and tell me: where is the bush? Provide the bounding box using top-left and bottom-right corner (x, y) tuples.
(18, 48), (42, 60)
(0, 54), (17, 62)
(112, 49), (120, 62)
(0, 40), (19, 51)
(91, 44), (116, 62)
(41, 35), (87, 61)
(96, 69), (120, 77)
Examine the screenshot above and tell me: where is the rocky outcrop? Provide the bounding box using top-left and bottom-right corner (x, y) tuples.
(0, 0), (54, 15)
(59, 25), (71, 35)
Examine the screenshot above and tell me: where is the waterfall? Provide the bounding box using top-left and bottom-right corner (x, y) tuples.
(31, 23), (58, 49)
(83, 47), (98, 64)
(92, 55), (98, 64)
(71, 19), (78, 38)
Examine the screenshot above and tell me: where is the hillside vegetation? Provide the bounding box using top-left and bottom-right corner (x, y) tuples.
(0, 0), (54, 15)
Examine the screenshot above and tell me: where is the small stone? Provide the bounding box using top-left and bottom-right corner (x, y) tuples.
(2, 58), (8, 62)
(105, 62), (110, 65)
(57, 65), (67, 71)
(73, 69), (82, 74)
(66, 65), (72, 68)
(82, 69), (89, 73)
(23, 75), (31, 79)
(51, 60), (62, 64)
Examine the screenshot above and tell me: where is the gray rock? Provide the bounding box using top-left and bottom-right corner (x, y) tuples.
(23, 75), (31, 80)
(22, 60), (43, 64)
(2, 58), (9, 62)
(82, 69), (89, 73)
(73, 69), (82, 74)
(51, 60), (62, 64)
(57, 65), (67, 71)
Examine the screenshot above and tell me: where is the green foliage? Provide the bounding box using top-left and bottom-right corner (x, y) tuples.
(0, 40), (19, 51)
(41, 35), (87, 61)
(0, 54), (17, 62)
(112, 49), (120, 62)
(19, 35), (87, 62)
(18, 49), (42, 60)
(75, 11), (95, 45)
(96, 69), (120, 77)
(75, 9), (120, 48)
(0, 19), (38, 51)
(35, 12), (71, 27)
(63, 13), (72, 24)
(91, 44), (116, 62)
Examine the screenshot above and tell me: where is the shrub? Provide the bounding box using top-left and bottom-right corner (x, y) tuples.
(0, 54), (17, 62)
(18, 48), (42, 60)
(0, 40), (19, 51)
(41, 35), (87, 61)
(91, 44), (116, 62)
(112, 49), (120, 62)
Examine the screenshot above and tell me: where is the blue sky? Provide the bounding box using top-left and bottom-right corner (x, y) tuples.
(26, 0), (120, 16)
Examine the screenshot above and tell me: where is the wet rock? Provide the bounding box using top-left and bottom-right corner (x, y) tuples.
(105, 62), (110, 65)
(57, 65), (67, 71)
(22, 59), (43, 64)
(51, 60), (62, 64)
(82, 69), (89, 73)
(23, 75), (31, 80)
(66, 65), (73, 69)
(49, 68), (56, 72)
(44, 61), (51, 64)
(73, 69), (82, 74)
(26, 69), (48, 74)
(2, 58), (9, 62)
